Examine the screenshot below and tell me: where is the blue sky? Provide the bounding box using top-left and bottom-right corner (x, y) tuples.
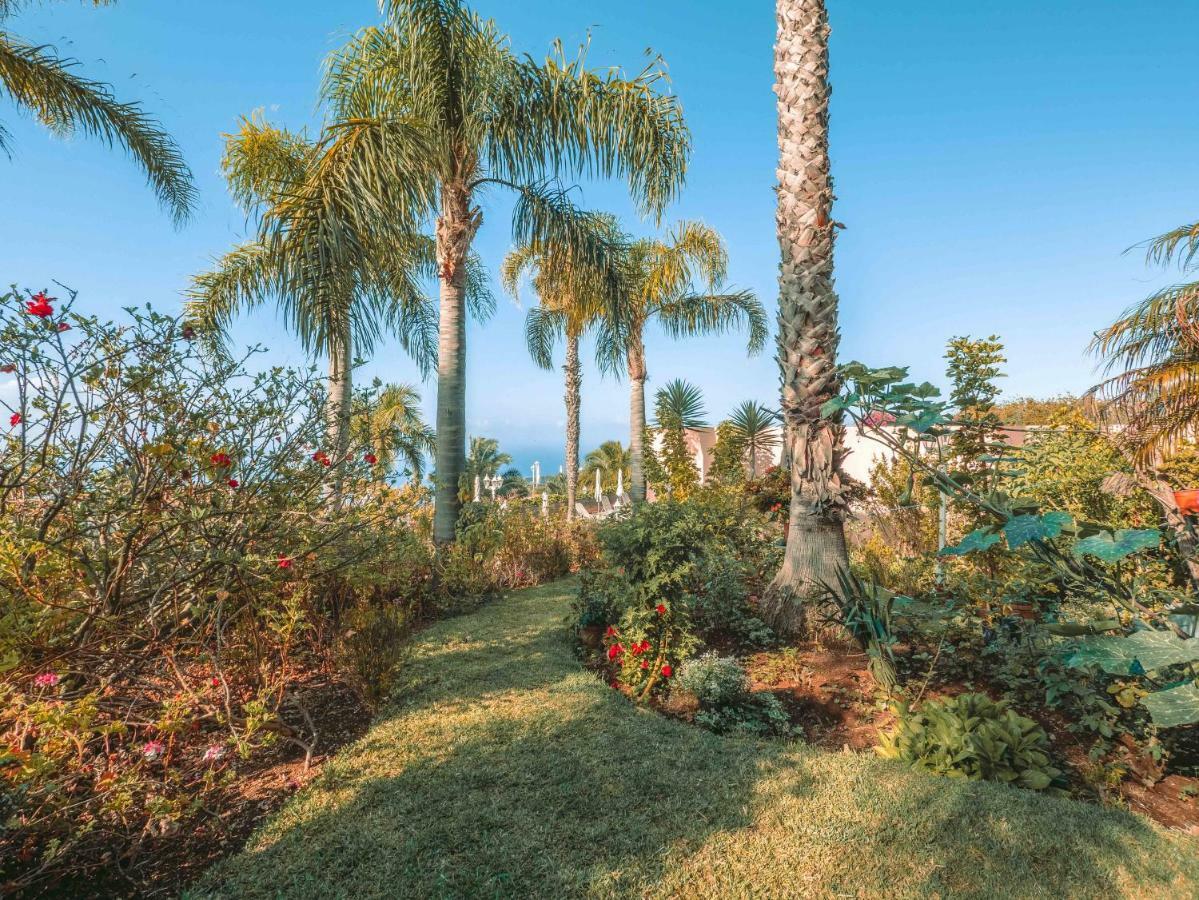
(3, 0), (1198, 474)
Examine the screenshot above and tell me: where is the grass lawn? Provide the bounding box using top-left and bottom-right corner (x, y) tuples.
(193, 580), (1199, 899)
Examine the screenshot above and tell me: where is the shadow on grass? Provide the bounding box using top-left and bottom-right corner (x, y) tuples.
(194, 582), (1199, 899)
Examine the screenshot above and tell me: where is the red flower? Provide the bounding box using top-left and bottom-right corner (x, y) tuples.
(655, 604), (667, 616)
(210, 452), (232, 468)
(364, 452), (378, 465)
(227, 479), (239, 489)
(312, 451), (331, 467)
(0, 364), (15, 374)
(640, 660), (649, 670)
(210, 677), (220, 687)
(25, 292), (54, 318)
(277, 556), (292, 569)
(9, 413), (20, 427)
(631, 640), (651, 657)
(56, 322), (70, 332)
(661, 664), (673, 678)
(863, 410), (897, 428)
(604, 625), (619, 638)
(607, 643), (624, 660)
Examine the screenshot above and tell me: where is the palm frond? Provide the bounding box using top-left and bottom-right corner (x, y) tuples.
(656, 289), (768, 355)
(0, 33), (195, 223)
(524, 305), (565, 370)
(654, 378), (707, 429)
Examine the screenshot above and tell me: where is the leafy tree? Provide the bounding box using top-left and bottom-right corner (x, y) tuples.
(997, 395), (1089, 427)
(325, 0), (691, 543)
(0, 0), (195, 222)
(581, 440), (630, 495)
(593, 222), (765, 503)
(945, 334), (1006, 490)
(710, 421), (747, 486)
(766, 0), (849, 634)
(653, 379), (705, 500)
(351, 381), (434, 481)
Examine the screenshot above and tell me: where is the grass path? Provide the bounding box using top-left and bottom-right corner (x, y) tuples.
(194, 580), (1199, 899)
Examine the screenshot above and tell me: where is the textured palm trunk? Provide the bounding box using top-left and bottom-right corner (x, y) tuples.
(627, 332), (648, 504)
(764, 0), (851, 635)
(433, 180), (481, 545)
(564, 331), (581, 521)
(325, 324), (353, 458)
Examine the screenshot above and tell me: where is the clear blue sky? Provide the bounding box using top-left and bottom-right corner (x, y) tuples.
(3, 0), (1198, 474)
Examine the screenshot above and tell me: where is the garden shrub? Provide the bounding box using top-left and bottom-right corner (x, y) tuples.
(877, 693), (1064, 792)
(677, 653), (792, 737)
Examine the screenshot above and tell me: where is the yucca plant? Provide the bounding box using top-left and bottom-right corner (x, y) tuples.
(728, 400), (779, 479)
(0, 0), (194, 222)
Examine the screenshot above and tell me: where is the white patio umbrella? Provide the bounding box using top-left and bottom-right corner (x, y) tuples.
(616, 468), (624, 497)
(594, 469), (602, 503)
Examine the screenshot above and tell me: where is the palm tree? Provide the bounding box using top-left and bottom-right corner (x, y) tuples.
(728, 400), (780, 479)
(654, 379), (707, 429)
(323, 0), (690, 544)
(463, 437), (511, 488)
(581, 440), (630, 495)
(766, 0), (851, 634)
(351, 381), (434, 481)
(187, 115), (478, 463)
(503, 215), (617, 520)
(594, 222), (767, 503)
(0, 0), (194, 222)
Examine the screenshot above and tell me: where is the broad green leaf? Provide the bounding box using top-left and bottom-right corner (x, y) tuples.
(1066, 630), (1199, 675)
(819, 397), (846, 418)
(1004, 512), (1072, 549)
(939, 528), (1001, 557)
(898, 407), (944, 434)
(1072, 529), (1160, 563)
(1141, 682), (1199, 728)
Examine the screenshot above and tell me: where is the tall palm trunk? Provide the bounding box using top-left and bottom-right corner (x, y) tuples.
(627, 331), (648, 503)
(326, 323), (352, 458)
(433, 180), (481, 545)
(564, 331), (581, 521)
(764, 0), (850, 635)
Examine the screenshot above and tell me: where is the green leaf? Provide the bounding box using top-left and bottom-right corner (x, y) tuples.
(1042, 619), (1121, 637)
(939, 528), (1002, 557)
(820, 397), (846, 418)
(1066, 630), (1199, 675)
(1072, 529), (1160, 563)
(898, 407), (944, 434)
(1003, 512), (1072, 549)
(1141, 682), (1199, 728)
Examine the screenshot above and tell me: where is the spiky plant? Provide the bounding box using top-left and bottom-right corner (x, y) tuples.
(323, 0), (691, 542)
(766, 0), (851, 635)
(594, 222), (766, 503)
(728, 400), (779, 479)
(0, 0), (194, 222)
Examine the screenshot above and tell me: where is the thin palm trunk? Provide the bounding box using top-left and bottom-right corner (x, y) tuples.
(326, 324), (353, 457)
(627, 331), (647, 503)
(764, 0), (851, 635)
(433, 181), (478, 545)
(564, 331), (581, 521)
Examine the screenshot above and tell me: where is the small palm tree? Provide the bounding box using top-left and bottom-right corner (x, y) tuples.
(324, 0), (690, 543)
(351, 381), (434, 481)
(463, 437), (512, 495)
(654, 379), (708, 429)
(594, 222), (766, 503)
(581, 440), (630, 495)
(0, 0), (195, 222)
(728, 400), (779, 479)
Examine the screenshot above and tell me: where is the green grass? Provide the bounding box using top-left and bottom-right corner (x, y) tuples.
(193, 580), (1199, 899)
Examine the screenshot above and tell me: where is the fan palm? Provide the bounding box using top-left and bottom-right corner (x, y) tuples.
(766, 0), (851, 634)
(594, 221), (766, 503)
(0, 0), (194, 222)
(728, 400), (780, 479)
(581, 440), (630, 495)
(351, 381), (434, 481)
(503, 214), (618, 520)
(323, 0), (690, 543)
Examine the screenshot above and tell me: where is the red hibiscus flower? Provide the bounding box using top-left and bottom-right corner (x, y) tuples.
(210, 677), (220, 687)
(661, 664), (673, 678)
(640, 660), (649, 670)
(607, 643), (624, 660)
(364, 452), (378, 465)
(277, 556), (292, 569)
(210, 452), (232, 468)
(227, 479), (239, 488)
(56, 322), (70, 332)
(655, 603), (667, 616)
(25, 292), (54, 318)
(9, 413), (20, 427)
(312, 451), (331, 467)
(604, 625), (618, 638)
(0, 364), (15, 373)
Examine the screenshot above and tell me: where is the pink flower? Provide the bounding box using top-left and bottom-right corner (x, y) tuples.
(863, 410), (897, 428)
(142, 740), (166, 761)
(34, 672), (59, 688)
(25, 292), (54, 318)
(202, 744), (226, 763)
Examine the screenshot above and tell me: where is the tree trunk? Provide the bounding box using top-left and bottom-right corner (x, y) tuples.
(627, 332), (648, 504)
(564, 331), (581, 521)
(763, 0), (851, 636)
(325, 323), (352, 459)
(433, 181), (481, 545)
